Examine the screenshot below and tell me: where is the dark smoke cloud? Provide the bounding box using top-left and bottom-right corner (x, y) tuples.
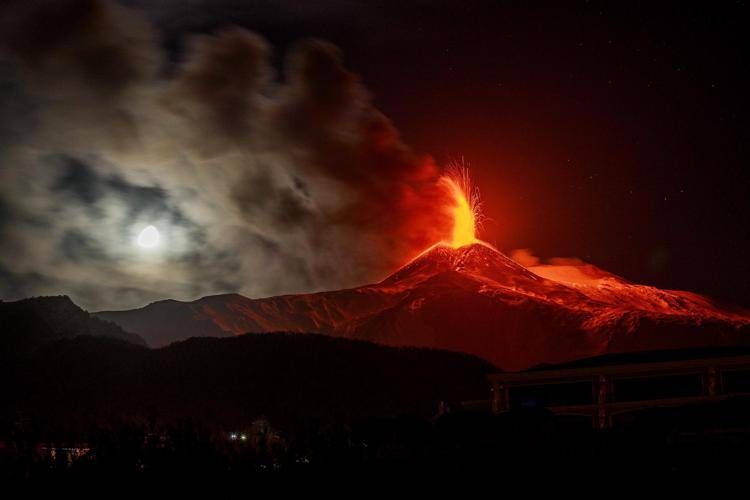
(0, 0), (451, 310)
(1, 0), (157, 93)
(233, 170), (315, 229)
(272, 40), (451, 261)
(166, 27), (272, 156)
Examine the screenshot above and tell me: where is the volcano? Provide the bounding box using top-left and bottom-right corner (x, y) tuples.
(96, 242), (750, 371)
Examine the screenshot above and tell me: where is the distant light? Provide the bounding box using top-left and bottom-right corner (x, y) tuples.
(240, 434), (247, 441)
(229, 433), (237, 440)
(137, 225), (160, 249)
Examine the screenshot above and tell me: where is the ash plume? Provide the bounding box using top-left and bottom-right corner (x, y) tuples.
(0, 0), (451, 310)
(509, 248), (620, 286)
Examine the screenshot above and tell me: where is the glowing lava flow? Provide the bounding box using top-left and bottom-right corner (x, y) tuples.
(441, 165), (483, 248)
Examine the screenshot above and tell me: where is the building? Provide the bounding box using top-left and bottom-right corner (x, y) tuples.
(487, 349), (750, 429)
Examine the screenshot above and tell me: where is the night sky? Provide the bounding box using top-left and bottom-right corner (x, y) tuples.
(1, 1), (748, 309)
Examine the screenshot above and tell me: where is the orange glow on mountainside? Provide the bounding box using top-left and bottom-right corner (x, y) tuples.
(441, 165), (483, 248)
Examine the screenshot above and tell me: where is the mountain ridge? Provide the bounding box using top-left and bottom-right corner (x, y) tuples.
(0, 295), (146, 356)
(94, 243), (750, 370)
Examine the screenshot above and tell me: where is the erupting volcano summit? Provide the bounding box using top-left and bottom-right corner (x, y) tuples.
(97, 168), (750, 370)
(440, 165), (483, 249)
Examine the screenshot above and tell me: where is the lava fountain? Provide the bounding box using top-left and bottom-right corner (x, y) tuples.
(440, 165), (484, 248)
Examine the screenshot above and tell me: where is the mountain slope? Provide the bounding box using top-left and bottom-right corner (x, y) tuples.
(0, 295), (146, 357)
(95, 243), (750, 370)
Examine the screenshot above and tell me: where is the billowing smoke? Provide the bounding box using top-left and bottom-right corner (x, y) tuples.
(0, 0), (453, 310)
(509, 248), (620, 286)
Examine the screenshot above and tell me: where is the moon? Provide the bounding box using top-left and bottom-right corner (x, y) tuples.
(137, 225), (160, 249)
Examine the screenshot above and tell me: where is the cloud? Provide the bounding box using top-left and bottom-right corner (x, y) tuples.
(0, 0), (455, 310)
(60, 229), (110, 263)
(53, 157), (106, 206)
(0, 0), (158, 94)
(165, 27), (272, 156)
(508, 248), (540, 267)
(510, 248), (621, 286)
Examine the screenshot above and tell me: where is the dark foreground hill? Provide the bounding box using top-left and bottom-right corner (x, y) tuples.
(2, 332), (495, 432)
(6, 335), (750, 479)
(6, 298), (750, 479)
(0, 296), (145, 359)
